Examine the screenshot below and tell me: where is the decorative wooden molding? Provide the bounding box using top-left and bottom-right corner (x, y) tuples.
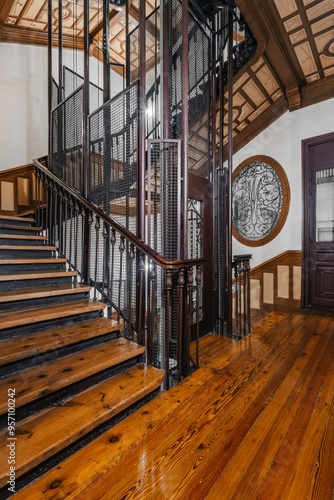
(232, 155), (291, 247)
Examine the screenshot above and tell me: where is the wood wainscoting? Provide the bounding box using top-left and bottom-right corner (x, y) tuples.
(249, 251), (302, 316)
(0, 164), (37, 216)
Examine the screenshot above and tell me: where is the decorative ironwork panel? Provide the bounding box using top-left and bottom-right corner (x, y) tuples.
(232, 159), (289, 244)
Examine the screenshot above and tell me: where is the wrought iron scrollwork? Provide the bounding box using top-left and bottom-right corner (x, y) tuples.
(232, 161), (284, 241)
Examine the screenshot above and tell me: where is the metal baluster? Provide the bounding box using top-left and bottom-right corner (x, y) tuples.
(177, 268), (185, 383)
(59, 189), (64, 254)
(45, 177), (50, 244)
(63, 193), (68, 259)
(196, 265), (201, 369)
(138, 254), (145, 347)
(87, 211), (92, 287)
(81, 207), (87, 281)
(101, 222), (108, 300)
(118, 235), (125, 323)
(243, 260), (247, 337)
(238, 260), (242, 339)
(53, 183), (58, 247)
(146, 261), (151, 359)
(41, 172), (45, 232)
(165, 269), (173, 390)
(234, 264), (239, 340)
(35, 169), (38, 227)
(246, 259), (251, 334)
(187, 266), (194, 367)
(110, 229), (116, 318)
(149, 265), (157, 364)
(36, 169), (41, 228)
(48, 180), (53, 246)
(74, 202), (80, 272)
(69, 197), (74, 271)
(94, 216), (100, 300)
(128, 243), (135, 341)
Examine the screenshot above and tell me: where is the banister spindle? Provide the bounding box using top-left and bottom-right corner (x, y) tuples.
(36, 170), (41, 228)
(149, 265), (157, 364)
(41, 172), (45, 232)
(94, 216), (100, 300)
(128, 243), (135, 341)
(165, 269), (173, 389)
(246, 259), (251, 334)
(63, 193), (68, 259)
(195, 265), (201, 369)
(238, 260), (242, 339)
(81, 207), (87, 281)
(74, 202), (80, 273)
(138, 253), (145, 347)
(45, 177), (49, 243)
(177, 268), (185, 383)
(118, 235), (125, 323)
(53, 183), (58, 247)
(69, 197), (74, 270)
(48, 180), (53, 246)
(187, 266), (194, 367)
(101, 222), (108, 300)
(86, 211), (93, 286)
(110, 229), (116, 318)
(234, 263), (238, 340)
(58, 189), (63, 254)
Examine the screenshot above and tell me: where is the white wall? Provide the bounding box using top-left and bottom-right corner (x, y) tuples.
(0, 43), (124, 172)
(0, 43), (48, 170)
(232, 98), (334, 268)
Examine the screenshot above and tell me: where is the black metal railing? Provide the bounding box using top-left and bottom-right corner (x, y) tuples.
(232, 254), (252, 340)
(34, 157), (205, 390)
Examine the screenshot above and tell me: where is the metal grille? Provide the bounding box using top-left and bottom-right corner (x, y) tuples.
(51, 85), (84, 194)
(63, 66), (103, 114)
(188, 16), (211, 179)
(89, 81), (138, 234)
(147, 139), (181, 374)
(129, 7), (161, 140)
(169, 0), (211, 179)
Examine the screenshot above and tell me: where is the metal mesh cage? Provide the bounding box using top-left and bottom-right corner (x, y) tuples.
(89, 81), (139, 234)
(51, 78), (59, 110)
(51, 85), (84, 194)
(63, 66), (103, 114)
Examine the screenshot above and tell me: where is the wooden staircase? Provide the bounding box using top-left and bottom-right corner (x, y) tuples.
(0, 215), (164, 498)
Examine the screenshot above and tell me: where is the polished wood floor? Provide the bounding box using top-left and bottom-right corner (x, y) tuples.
(15, 307), (334, 499)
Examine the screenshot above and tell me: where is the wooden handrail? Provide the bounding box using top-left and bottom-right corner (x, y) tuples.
(34, 157), (206, 270)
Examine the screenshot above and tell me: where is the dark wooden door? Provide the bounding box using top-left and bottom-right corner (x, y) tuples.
(302, 132), (334, 310)
(187, 172), (214, 338)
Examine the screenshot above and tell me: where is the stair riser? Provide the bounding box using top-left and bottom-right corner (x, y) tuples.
(0, 218), (33, 227)
(0, 291), (90, 312)
(0, 238), (45, 246)
(0, 310), (104, 340)
(0, 227), (40, 235)
(0, 276), (75, 291)
(0, 249), (55, 258)
(0, 331), (119, 379)
(0, 263), (66, 273)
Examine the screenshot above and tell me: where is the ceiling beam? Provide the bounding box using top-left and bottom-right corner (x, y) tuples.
(0, 0), (16, 38)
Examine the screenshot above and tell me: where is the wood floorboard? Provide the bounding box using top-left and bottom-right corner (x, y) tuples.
(13, 308), (334, 500)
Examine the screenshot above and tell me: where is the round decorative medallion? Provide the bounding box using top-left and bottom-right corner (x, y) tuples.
(232, 155), (290, 247)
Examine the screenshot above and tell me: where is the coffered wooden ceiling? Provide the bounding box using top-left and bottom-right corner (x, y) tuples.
(1, 0), (334, 152)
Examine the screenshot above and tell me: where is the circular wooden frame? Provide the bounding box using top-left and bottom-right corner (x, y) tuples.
(232, 155), (290, 247)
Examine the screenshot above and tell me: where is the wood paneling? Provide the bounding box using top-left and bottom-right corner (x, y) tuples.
(249, 250), (302, 314)
(0, 163), (36, 216)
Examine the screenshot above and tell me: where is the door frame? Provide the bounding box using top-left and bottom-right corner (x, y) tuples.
(301, 131), (334, 308)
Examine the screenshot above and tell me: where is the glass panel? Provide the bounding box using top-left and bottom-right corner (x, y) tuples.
(316, 168), (334, 243)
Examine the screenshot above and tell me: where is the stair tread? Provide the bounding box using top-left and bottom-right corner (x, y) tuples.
(0, 284), (91, 303)
(0, 224), (40, 231)
(0, 364), (163, 487)
(0, 317), (123, 366)
(0, 234), (47, 240)
(0, 258), (67, 264)
(0, 245), (57, 251)
(0, 339), (145, 413)
(0, 215), (34, 222)
(0, 299), (106, 330)
(0, 270), (77, 281)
